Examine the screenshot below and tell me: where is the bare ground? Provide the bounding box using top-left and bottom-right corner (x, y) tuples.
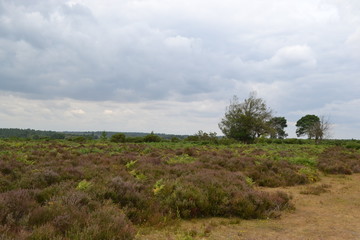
(136, 174), (360, 240)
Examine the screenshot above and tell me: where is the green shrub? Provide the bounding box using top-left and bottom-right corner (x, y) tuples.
(110, 133), (126, 143)
(143, 133), (162, 142)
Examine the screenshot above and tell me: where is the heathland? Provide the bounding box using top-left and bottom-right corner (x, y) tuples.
(1, 138), (360, 239)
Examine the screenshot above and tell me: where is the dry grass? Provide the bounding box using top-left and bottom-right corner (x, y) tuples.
(136, 174), (360, 240)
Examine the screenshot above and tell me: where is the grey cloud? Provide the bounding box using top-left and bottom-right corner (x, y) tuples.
(1, 0), (360, 138)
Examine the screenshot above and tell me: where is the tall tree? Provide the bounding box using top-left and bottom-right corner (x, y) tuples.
(269, 117), (288, 139)
(219, 92), (273, 143)
(296, 114), (320, 139)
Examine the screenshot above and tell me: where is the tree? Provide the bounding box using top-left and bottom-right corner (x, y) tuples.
(269, 117), (288, 139)
(296, 115), (320, 139)
(311, 116), (331, 144)
(219, 92), (273, 143)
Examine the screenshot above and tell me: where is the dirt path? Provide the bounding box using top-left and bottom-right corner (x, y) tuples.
(136, 174), (360, 240)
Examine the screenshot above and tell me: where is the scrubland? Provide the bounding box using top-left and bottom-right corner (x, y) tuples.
(1, 139), (360, 239)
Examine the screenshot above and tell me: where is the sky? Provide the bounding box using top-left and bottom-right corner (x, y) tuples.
(0, 0), (359, 138)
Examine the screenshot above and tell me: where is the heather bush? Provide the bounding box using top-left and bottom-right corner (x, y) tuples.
(104, 176), (152, 223)
(62, 204), (135, 240)
(36, 169), (61, 187)
(318, 147), (360, 174)
(157, 170), (292, 219)
(0, 189), (38, 227)
(247, 159), (310, 187)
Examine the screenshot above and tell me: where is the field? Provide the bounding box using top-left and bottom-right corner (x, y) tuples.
(1, 139), (360, 239)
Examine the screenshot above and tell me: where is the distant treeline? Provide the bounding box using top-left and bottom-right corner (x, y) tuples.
(0, 128), (187, 141)
(1, 128), (360, 149)
(0, 128), (66, 139)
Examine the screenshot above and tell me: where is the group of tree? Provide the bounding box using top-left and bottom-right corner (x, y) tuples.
(219, 92), (330, 144)
(0, 128), (66, 139)
(295, 115), (330, 144)
(108, 131), (163, 143)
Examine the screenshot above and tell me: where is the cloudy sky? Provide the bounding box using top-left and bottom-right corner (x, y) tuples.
(1, 0), (359, 138)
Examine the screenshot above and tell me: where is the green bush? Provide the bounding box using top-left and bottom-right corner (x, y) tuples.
(143, 133), (162, 142)
(110, 133), (126, 143)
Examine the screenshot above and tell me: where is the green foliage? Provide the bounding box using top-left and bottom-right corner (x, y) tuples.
(0, 128), (65, 139)
(245, 177), (255, 186)
(288, 156), (317, 167)
(269, 116), (288, 139)
(298, 167), (319, 182)
(76, 180), (92, 191)
(143, 132), (162, 142)
(125, 160), (137, 169)
(166, 154), (196, 164)
(153, 179), (165, 195)
(345, 142), (360, 150)
(219, 92), (273, 143)
(110, 133), (126, 143)
(185, 130), (218, 143)
(296, 114), (320, 139)
(69, 136), (87, 143)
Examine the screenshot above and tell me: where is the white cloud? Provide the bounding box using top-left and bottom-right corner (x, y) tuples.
(269, 45), (317, 68)
(164, 35), (201, 52)
(69, 109), (85, 115)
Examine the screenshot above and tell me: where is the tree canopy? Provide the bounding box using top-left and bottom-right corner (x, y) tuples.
(296, 115), (320, 139)
(219, 92), (273, 143)
(269, 117), (288, 139)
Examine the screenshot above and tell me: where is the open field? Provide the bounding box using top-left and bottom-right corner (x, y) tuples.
(1, 139), (360, 239)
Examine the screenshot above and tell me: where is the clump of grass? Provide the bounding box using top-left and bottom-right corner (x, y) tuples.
(300, 184), (331, 195)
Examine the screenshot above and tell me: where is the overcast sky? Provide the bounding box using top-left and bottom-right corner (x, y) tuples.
(1, 0), (359, 138)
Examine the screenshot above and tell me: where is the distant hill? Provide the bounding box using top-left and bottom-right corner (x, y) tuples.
(0, 128), (188, 140)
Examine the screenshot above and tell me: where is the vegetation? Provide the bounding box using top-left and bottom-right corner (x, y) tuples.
(219, 92), (274, 143)
(296, 115), (331, 143)
(296, 114), (320, 139)
(1, 137), (360, 239)
(269, 116), (288, 139)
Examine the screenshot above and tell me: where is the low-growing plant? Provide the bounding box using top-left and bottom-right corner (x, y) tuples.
(76, 179), (92, 191)
(166, 154), (196, 164)
(153, 179), (165, 195)
(288, 156), (317, 167)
